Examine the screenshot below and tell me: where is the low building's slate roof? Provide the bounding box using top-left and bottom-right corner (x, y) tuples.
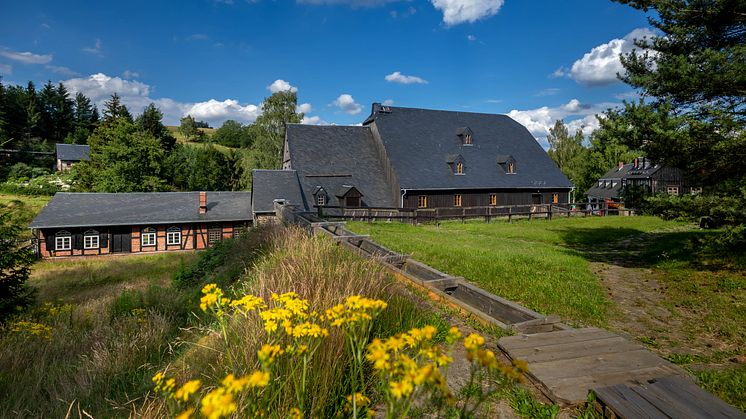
(285, 124), (397, 209)
(55, 144), (90, 161)
(585, 184), (623, 199)
(30, 192), (252, 229)
(365, 105), (572, 190)
(251, 170), (306, 213)
(585, 160), (662, 198)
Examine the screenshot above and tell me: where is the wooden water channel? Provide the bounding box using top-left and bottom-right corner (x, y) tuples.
(274, 202), (745, 418)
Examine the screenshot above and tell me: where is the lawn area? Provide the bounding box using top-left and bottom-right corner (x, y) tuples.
(350, 216), (682, 327)
(0, 193), (51, 225)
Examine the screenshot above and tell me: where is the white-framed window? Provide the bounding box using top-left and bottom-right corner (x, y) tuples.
(690, 187), (702, 195)
(208, 228), (223, 245)
(55, 230), (71, 251)
(167, 226), (181, 245)
(464, 134), (473, 145)
(667, 186), (680, 196)
(84, 230), (99, 249)
(316, 194), (326, 206)
(141, 227), (156, 246)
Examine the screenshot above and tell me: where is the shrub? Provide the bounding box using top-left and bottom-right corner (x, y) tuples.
(0, 214), (35, 321)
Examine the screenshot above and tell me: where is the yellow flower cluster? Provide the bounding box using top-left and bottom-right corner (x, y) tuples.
(10, 321), (53, 340)
(174, 380), (202, 402)
(152, 371), (177, 394)
(199, 370), (270, 419)
(199, 283), (225, 313)
(325, 295), (387, 328)
(229, 294), (266, 313)
(257, 343), (284, 365)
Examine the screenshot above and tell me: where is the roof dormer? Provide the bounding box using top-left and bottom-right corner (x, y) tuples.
(336, 185), (363, 207)
(496, 154), (516, 174)
(312, 186), (328, 206)
(446, 154), (466, 175)
(456, 127), (474, 146)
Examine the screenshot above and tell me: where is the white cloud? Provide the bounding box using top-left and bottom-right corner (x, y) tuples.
(122, 70), (140, 79)
(332, 94), (362, 115)
(0, 63), (11, 75)
(430, 0), (504, 26)
(506, 99), (616, 147)
(296, 103), (313, 114)
(82, 38), (103, 56)
(383, 99), (395, 106)
(384, 71), (428, 85)
(62, 73), (261, 125)
(267, 79), (298, 93)
(467, 34), (477, 41)
(0, 48), (53, 64)
(536, 87), (560, 97)
(46, 65), (79, 77)
(301, 115), (329, 125)
(557, 28), (656, 86)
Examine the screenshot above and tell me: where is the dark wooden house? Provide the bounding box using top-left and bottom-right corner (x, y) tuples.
(586, 157), (700, 203)
(30, 191), (252, 259)
(55, 143), (90, 172)
(253, 104), (572, 212)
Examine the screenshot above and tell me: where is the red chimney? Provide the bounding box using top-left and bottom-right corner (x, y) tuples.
(199, 192), (207, 214)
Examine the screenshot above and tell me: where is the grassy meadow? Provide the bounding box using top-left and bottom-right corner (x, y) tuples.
(349, 216), (746, 410)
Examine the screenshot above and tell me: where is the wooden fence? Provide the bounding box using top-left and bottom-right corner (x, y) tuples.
(316, 202), (633, 224)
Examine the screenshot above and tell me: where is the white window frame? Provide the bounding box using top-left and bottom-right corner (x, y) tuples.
(166, 227), (181, 246)
(55, 231), (71, 251)
(316, 194), (326, 206)
(667, 186), (680, 196)
(84, 230), (99, 249)
(141, 227), (156, 247)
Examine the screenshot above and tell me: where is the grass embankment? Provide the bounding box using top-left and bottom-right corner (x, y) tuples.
(350, 216), (746, 411)
(0, 229), (271, 417)
(165, 126), (236, 153)
(352, 216), (678, 326)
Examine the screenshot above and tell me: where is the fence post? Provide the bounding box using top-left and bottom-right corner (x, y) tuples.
(548, 204), (552, 221)
(509, 207), (512, 223)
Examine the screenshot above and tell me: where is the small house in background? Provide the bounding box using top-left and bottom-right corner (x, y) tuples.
(55, 144), (90, 172)
(586, 157), (700, 204)
(29, 191), (252, 258)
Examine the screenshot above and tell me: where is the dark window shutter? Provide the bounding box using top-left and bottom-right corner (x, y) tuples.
(100, 233), (108, 248)
(44, 231), (54, 248)
(73, 233), (83, 250)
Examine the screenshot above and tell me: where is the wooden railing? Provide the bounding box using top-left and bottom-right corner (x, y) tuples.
(315, 202), (632, 223)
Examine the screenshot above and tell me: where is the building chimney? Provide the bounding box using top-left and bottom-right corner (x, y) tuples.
(199, 191), (207, 214)
(618, 161), (624, 170)
(633, 158), (639, 169)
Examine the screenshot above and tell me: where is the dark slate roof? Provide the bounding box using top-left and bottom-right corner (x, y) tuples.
(585, 160), (663, 197)
(55, 143), (90, 161)
(251, 170), (306, 213)
(586, 183), (623, 199)
(29, 192), (252, 229)
(285, 124), (397, 209)
(365, 105), (572, 190)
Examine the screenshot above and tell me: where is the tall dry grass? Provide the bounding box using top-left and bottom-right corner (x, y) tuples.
(145, 226), (447, 417)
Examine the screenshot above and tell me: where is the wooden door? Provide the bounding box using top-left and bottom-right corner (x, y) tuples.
(111, 227), (132, 253)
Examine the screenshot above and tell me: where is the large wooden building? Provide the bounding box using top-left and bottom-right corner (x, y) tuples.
(252, 104), (572, 213)
(30, 191), (252, 258)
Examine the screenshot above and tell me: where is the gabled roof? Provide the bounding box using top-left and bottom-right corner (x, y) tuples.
(251, 170), (306, 214)
(30, 192), (252, 229)
(586, 183), (623, 199)
(55, 143), (90, 161)
(364, 105), (572, 190)
(285, 124), (397, 208)
(496, 154), (514, 164)
(336, 185), (362, 198)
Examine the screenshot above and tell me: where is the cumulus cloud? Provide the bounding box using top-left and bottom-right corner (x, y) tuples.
(556, 28), (656, 86)
(430, 0), (504, 26)
(384, 71), (428, 85)
(122, 70), (140, 79)
(296, 103), (313, 114)
(301, 115), (329, 125)
(82, 39), (103, 56)
(46, 65), (79, 77)
(383, 99), (395, 106)
(0, 63), (11, 75)
(62, 73), (261, 125)
(0, 48), (53, 64)
(332, 94), (362, 115)
(506, 99), (615, 147)
(267, 79), (298, 93)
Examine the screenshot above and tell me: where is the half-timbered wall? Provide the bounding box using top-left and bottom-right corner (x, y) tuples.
(37, 221), (250, 258)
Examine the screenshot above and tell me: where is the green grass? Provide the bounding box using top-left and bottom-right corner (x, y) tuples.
(166, 125), (237, 153)
(0, 193), (51, 225)
(350, 217), (679, 326)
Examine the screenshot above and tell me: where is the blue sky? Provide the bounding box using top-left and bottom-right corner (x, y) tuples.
(0, 0), (653, 145)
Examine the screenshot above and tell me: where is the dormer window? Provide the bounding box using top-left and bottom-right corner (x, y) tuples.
(456, 162), (464, 174)
(317, 194), (326, 206)
(496, 154), (516, 174)
(446, 154), (465, 175)
(313, 186), (328, 207)
(457, 127), (474, 146)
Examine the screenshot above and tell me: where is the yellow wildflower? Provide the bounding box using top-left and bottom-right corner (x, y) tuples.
(175, 408), (195, 419)
(446, 326), (462, 344)
(464, 333), (485, 351)
(257, 344), (284, 365)
(200, 387), (236, 419)
(247, 370), (270, 388)
(289, 407), (303, 419)
(389, 379), (414, 399)
(230, 294), (265, 312)
(174, 380), (201, 402)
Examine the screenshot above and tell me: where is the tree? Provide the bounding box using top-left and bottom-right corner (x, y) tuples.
(168, 144), (236, 191)
(102, 93), (132, 124)
(602, 0), (746, 190)
(213, 119), (252, 148)
(136, 103), (176, 150)
(179, 115), (204, 142)
(546, 120), (591, 196)
(66, 92), (99, 144)
(0, 213), (34, 321)
(74, 118), (169, 192)
(240, 91), (303, 186)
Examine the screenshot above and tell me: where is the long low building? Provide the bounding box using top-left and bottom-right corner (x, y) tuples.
(30, 191), (252, 258)
(252, 103), (573, 216)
